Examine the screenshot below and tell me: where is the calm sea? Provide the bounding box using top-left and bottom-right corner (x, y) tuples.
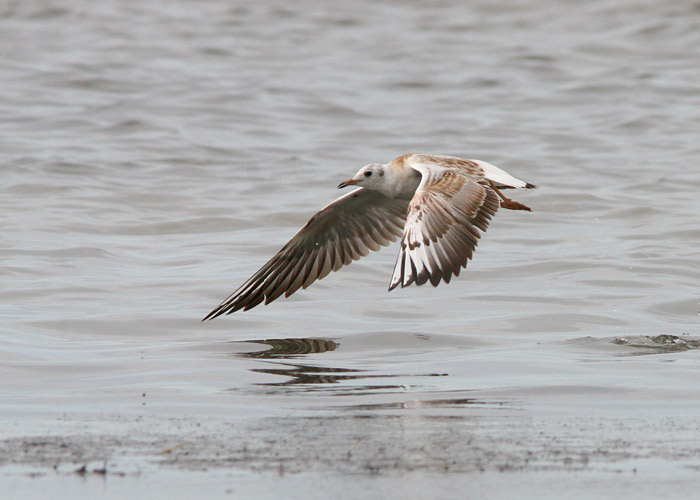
(2, 1), (699, 498)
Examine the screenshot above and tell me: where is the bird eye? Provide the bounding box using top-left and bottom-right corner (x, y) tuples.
(364, 171), (372, 177)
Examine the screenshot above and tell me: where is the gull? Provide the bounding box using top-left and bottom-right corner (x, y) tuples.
(203, 154), (536, 320)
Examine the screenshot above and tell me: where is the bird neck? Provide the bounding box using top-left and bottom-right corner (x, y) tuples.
(384, 163), (421, 199)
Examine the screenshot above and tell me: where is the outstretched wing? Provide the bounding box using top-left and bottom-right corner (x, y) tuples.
(204, 188), (409, 319)
(389, 163), (499, 290)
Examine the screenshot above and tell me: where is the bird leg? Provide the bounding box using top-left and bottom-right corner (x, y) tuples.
(489, 182), (532, 212)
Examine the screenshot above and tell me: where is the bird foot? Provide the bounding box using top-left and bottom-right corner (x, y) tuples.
(500, 199), (532, 211)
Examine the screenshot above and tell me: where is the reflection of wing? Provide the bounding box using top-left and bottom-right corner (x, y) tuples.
(389, 163), (499, 290)
(239, 338), (338, 359)
(204, 188), (409, 319)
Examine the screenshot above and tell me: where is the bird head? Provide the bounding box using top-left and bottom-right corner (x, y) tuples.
(338, 163), (384, 189)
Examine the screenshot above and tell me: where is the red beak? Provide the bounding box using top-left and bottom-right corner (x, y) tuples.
(337, 179), (357, 189)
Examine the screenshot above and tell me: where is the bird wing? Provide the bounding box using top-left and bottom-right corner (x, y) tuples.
(204, 188), (409, 319)
(409, 154), (485, 178)
(389, 162), (499, 290)
(409, 154), (533, 189)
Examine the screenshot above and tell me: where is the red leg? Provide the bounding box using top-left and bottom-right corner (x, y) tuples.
(489, 183), (532, 212)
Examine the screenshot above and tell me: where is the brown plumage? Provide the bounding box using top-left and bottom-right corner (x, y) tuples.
(204, 154), (535, 319)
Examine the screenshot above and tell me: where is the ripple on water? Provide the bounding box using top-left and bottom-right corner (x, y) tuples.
(565, 334), (700, 356)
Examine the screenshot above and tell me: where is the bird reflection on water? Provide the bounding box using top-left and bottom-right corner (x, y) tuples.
(233, 337), (426, 389)
(235, 337), (400, 387)
(233, 337), (510, 409)
(238, 337), (340, 359)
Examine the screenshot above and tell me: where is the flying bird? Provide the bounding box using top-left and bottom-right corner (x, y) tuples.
(203, 154), (535, 320)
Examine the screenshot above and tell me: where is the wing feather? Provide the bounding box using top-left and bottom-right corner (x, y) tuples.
(409, 154), (535, 189)
(389, 163), (499, 291)
(204, 188), (409, 319)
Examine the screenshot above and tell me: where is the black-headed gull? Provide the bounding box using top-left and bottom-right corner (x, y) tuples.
(204, 154), (535, 319)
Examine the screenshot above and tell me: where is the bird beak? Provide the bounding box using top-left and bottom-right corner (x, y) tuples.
(337, 179), (357, 189)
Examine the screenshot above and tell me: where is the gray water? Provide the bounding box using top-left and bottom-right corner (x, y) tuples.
(2, 1), (700, 498)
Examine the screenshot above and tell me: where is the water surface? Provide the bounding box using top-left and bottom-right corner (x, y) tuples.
(2, 1), (700, 498)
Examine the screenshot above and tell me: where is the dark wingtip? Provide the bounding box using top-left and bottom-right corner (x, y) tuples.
(524, 183), (538, 189)
(202, 307), (225, 321)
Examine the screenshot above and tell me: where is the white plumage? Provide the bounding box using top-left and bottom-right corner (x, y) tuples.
(204, 153), (536, 319)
